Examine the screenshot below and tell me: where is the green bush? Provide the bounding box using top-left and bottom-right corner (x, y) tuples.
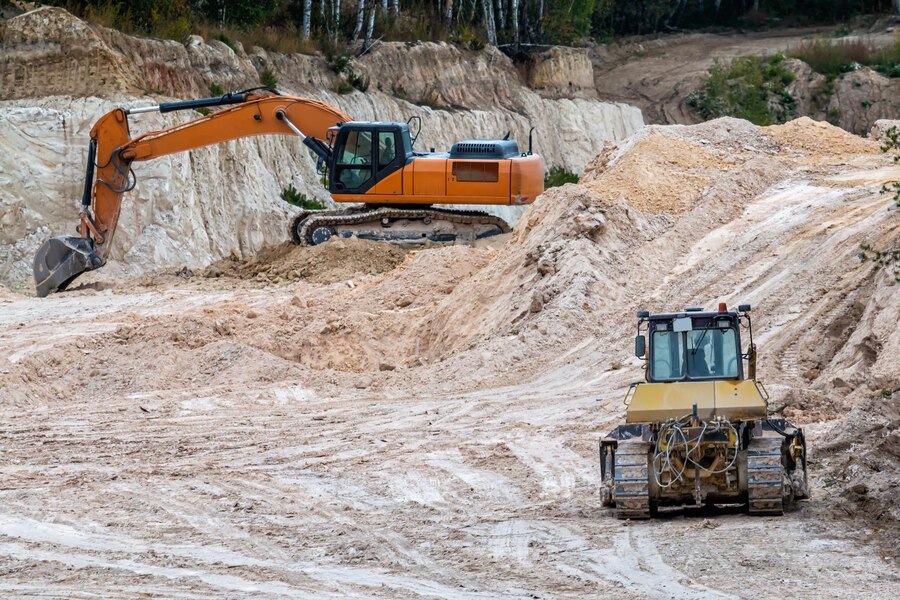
(687, 54), (797, 126)
(334, 80), (355, 94)
(281, 184), (325, 210)
(208, 82), (224, 96)
(544, 167), (580, 189)
(260, 68), (278, 89)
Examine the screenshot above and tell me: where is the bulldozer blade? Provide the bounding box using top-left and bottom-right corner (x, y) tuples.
(33, 236), (100, 298)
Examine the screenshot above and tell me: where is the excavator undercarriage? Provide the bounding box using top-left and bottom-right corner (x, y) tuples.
(290, 206), (510, 246)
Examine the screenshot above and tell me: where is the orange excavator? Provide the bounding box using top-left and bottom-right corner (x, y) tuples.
(33, 88), (544, 297)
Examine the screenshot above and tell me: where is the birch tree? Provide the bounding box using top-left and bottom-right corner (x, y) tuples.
(302, 0), (312, 39)
(482, 0), (497, 45)
(352, 0), (366, 41)
(444, 0), (454, 28)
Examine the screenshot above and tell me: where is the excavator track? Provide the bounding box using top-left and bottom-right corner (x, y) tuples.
(747, 437), (786, 515)
(614, 440), (653, 519)
(291, 207), (511, 246)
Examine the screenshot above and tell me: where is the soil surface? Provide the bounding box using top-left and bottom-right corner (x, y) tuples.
(1, 117), (899, 598)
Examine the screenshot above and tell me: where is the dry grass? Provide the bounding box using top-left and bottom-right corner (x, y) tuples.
(788, 36), (900, 79)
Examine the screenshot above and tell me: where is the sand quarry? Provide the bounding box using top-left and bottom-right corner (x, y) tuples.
(1, 117), (899, 598)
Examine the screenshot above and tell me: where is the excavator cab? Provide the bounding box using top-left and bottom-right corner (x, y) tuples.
(329, 122), (412, 194)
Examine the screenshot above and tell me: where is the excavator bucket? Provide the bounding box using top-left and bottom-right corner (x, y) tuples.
(33, 236), (99, 298)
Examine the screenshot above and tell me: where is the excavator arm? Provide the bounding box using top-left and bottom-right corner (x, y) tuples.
(33, 90), (351, 297)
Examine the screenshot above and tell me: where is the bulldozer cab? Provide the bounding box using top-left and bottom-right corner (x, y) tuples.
(329, 122), (413, 194)
(636, 304), (753, 384)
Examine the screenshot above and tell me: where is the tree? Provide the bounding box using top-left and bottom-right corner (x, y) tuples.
(302, 0), (312, 39)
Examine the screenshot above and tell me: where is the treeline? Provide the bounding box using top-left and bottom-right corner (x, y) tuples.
(49, 1), (900, 50)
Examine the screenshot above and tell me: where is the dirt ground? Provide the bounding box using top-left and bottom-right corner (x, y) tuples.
(1, 118), (899, 597)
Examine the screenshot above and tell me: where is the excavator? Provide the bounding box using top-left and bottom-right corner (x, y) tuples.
(33, 88), (544, 297)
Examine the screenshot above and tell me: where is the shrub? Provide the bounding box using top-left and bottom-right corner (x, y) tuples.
(544, 167), (579, 189)
(688, 55), (797, 126)
(334, 80), (355, 94)
(281, 184), (325, 210)
(260, 68), (278, 89)
(208, 82), (224, 96)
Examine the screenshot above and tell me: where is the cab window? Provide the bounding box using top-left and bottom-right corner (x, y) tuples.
(335, 130), (373, 191)
(378, 131), (397, 168)
(650, 330), (685, 381)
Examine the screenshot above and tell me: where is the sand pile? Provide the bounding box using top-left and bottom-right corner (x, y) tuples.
(765, 116), (881, 155)
(205, 237), (406, 285)
(580, 129), (732, 214)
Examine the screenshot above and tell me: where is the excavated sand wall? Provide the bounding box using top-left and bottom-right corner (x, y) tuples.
(0, 8), (644, 289)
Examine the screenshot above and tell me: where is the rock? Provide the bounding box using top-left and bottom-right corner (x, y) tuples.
(526, 47), (595, 98)
(850, 483), (869, 495)
(870, 119), (900, 142)
(529, 291), (543, 313)
(354, 377), (372, 389)
(395, 296), (413, 308)
(378, 362), (396, 372)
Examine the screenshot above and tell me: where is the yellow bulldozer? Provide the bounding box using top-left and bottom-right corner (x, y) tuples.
(600, 303), (809, 518)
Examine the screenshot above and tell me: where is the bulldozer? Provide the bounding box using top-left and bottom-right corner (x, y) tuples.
(600, 303), (809, 518)
(33, 88), (544, 297)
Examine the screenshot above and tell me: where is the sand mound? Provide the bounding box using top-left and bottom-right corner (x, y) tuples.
(581, 130), (730, 214)
(765, 117), (881, 155)
(206, 237), (407, 285)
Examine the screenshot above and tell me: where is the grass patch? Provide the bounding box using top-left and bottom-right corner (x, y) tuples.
(281, 184), (326, 210)
(208, 83), (224, 96)
(788, 37), (900, 80)
(687, 53), (797, 126)
(544, 167), (579, 189)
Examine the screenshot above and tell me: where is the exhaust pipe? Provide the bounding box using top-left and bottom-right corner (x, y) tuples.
(33, 236), (101, 298)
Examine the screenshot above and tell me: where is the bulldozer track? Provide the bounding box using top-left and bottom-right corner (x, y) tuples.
(292, 207), (511, 246)
(614, 440), (652, 519)
(747, 437), (785, 515)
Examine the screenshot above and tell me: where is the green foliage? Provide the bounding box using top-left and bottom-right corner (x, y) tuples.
(688, 55), (797, 126)
(195, 107), (211, 116)
(260, 68), (278, 89)
(214, 32), (235, 51)
(199, 0), (280, 28)
(334, 80), (355, 94)
(208, 82), (224, 96)
(543, 0), (597, 44)
(325, 52), (368, 93)
(544, 167), (580, 189)
(281, 184), (325, 210)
